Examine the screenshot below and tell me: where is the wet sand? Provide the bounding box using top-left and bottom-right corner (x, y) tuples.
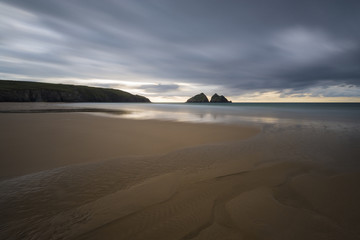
(0, 113), (258, 180)
(1, 112), (360, 240)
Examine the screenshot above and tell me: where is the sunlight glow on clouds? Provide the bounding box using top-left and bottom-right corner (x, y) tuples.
(273, 28), (355, 63)
(231, 85), (360, 103)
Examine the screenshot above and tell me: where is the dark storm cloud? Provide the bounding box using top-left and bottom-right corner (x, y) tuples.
(1, 0), (360, 95)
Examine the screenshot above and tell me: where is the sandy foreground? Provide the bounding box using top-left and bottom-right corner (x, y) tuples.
(1, 112), (360, 240)
(0, 113), (259, 180)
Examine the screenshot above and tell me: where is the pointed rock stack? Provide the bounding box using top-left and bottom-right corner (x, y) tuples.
(210, 93), (231, 103)
(186, 93), (209, 103)
(186, 93), (231, 103)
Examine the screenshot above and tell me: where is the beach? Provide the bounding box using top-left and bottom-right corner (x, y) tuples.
(0, 113), (258, 180)
(1, 104), (360, 240)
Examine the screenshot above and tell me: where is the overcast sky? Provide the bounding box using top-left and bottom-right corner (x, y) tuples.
(1, 0), (359, 102)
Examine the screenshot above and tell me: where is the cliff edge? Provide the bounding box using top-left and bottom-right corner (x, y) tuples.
(0, 80), (150, 102)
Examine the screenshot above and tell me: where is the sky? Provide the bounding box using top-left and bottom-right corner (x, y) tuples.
(1, 0), (360, 102)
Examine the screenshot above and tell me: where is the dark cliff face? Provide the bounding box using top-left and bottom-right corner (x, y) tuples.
(210, 93), (231, 103)
(186, 93), (209, 103)
(0, 80), (150, 103)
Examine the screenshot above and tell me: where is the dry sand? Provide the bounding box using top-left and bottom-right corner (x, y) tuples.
(0, 112), (360, 240)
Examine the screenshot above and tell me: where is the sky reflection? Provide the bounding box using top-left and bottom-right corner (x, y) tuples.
(64, 103), (360, 130)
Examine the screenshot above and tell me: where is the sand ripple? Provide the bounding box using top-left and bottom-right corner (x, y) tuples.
(1, 122), (360, 239)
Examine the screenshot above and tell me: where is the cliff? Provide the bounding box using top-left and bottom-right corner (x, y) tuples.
(186, 93), (209, 103)
(0, 80), (150, 102)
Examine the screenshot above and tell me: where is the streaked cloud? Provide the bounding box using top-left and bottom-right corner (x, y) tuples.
(0, 0), (359, 102)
